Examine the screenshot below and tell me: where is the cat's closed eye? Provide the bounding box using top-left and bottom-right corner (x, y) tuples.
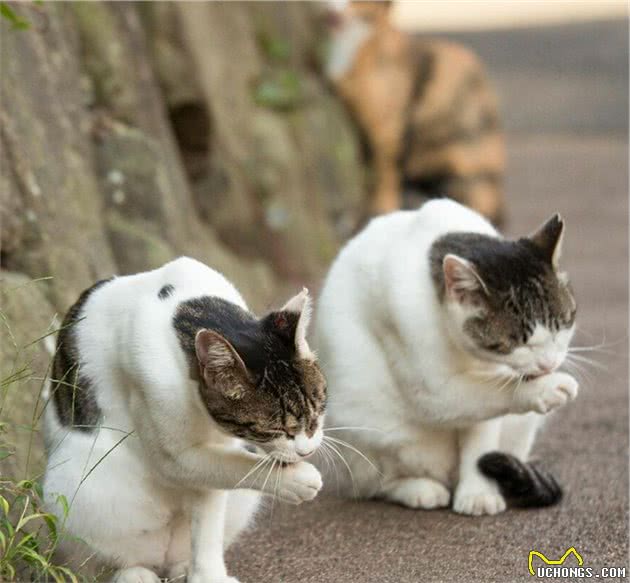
(484, 341), (510, 353)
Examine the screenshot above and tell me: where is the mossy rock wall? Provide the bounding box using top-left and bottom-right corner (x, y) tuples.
(0, 1), (364, 480)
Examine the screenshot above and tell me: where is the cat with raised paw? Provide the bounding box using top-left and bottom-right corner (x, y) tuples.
(315, 199), (577, 515)
(43, 257), (327, 583)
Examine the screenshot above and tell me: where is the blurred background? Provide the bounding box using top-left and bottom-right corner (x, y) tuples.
(1, 2), (628, 582)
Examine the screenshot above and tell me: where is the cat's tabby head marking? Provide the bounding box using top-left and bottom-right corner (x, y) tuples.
(431, 214), (576, 379)
(194, 289), (326, 462)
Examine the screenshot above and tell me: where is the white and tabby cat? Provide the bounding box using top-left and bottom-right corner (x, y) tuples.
(315, 199), (578, 515)
(43, 257), (326, 583)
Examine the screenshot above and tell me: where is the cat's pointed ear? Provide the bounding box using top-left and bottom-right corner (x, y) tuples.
(529, 213), (564, 270)
(195, 329), (249, 399)
(277, 288), (315, 361)
(443, 254), (488, 303)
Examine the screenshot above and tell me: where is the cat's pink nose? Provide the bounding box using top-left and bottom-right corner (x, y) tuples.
(537, 356), (560, 374)
(294, 434), (316, 457)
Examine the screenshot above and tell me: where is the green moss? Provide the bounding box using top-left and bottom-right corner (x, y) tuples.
(254, 69), (304, 111)
(258, 30), (291, 63)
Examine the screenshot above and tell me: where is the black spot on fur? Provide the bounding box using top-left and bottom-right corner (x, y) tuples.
(478, 452), (563, 508)
(52, 278), (112, 432)
(158, 284), (175, 300)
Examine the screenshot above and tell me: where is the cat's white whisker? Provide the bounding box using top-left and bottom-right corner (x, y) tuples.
(322, 440), (344, 484)
(566, 352), (607, 370)
(496, 375), (515, 393)
(322, 440), (352, 496)
(318, 441), (341, 493)
(569, 346), (616, 355)
(271, 457), (282, 516)
(324, 436), (381, 477)
(234, 454), (270, 489)
(260, 458), (277, 500)
(324, 426), (385, 434)
(325, 440), (358, 497)
(564, 357), (596, 384)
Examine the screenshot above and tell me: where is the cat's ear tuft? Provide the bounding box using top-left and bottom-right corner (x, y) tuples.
(529, 213), (564, 270)
(195, 329), (249, 399)
(443, 254), (488, 302)
(279, 288), (315, 361)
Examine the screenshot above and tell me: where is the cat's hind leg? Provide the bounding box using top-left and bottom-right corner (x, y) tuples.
(111, 566), (161, 583)
(371, 428), (454, 509)
(382, 477), (451, 509)
(44, 436), (180, 576)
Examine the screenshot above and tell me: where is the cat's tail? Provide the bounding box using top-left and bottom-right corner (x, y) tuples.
(478, 451), (563, 508)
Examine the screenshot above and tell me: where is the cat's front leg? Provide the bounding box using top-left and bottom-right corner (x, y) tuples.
(513, 372), (579, 415)
(453, 418), (506, 516)
(382, 477), (451, 509)
(188, 490), (239, 583)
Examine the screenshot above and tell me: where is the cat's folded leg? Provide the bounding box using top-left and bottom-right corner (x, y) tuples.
(512, 372), (579, 415)
(453, 418), (506, 516)
(157, 443), (322, 504)
(188, 490), (239, 583)
(137, 407), (323, 503)
(382, 477), (451, 509)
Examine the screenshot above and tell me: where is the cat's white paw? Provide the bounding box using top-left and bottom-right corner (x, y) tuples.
(189, 574), (240, 583)
(111, 566), (161, 583)
(274, 461), (322, 504)
(453, 484), (506, 516)
(532, 372), (579, 414)
(189, 575), (240, 583)
(384, 477), (451, 509)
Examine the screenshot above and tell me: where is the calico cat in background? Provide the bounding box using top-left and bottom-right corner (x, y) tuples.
(315, 199), (577, 515)
(326, 1), (505, 223)
(43, 257), (326, 583)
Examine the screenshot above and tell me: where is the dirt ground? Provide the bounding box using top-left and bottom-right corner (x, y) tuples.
(228, 20), (629, 583)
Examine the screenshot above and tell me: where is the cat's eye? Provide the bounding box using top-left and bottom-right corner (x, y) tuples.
(284, 418), (300, 436)
(484, 341), (511, 354)
(485, 343), (503, 352)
